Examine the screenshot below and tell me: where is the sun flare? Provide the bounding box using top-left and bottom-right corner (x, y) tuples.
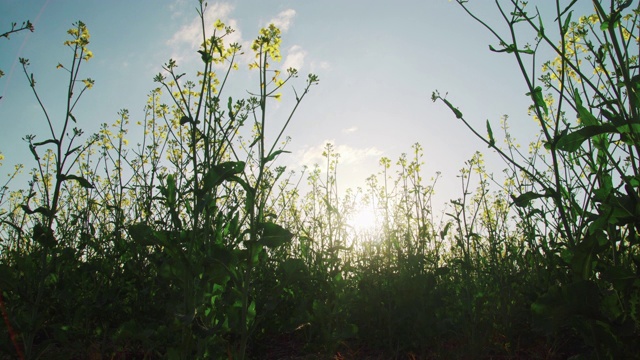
(347, 205), (378, 233)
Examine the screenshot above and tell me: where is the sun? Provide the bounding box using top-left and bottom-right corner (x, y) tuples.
(347, 204), (378, 234)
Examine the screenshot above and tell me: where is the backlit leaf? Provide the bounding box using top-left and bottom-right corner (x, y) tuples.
(486, 120), (495, 147)
(527, 86), (547, 116)
(556, 125), (614, 152)
(511, 191), (547, 207)
(61, 174), (94, 188)
(259, 221), (293, 248)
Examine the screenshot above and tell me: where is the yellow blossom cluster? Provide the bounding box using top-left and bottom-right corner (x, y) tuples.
(251, 24), (282, 63)
(64, 21), (93, 61)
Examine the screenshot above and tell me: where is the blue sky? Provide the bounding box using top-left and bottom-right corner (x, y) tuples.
(1, 0), (593, 211)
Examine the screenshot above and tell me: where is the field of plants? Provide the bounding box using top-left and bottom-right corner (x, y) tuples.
(1, 1), (639, 359)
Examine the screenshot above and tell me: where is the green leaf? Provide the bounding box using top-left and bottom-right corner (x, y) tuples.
(128, 223), (157, 246)
(556, 0), (578, 21)
(556, 125), (614, 152)
(65, 145), (82, 156)
(440, 222), (452, 240)
(537, 14), (545, 37)
(562, 11), (573, 36)
(489, 44), (534, 54)
(572, 236), (598, 280)
(527, 86), (548, 116)
(198, 49), (213, 63)
(247, 300), (256, 324)
(203, 161), (246, 190)
(262, 150), (291, 165)
(573, 89), (598, 126)
(511, 191), (547, 207)
(259, 221), (293, 248)
(486, 119), (495, 147)
(61, 174), (94, 188)
(32, 138), (59, 147)
(28, 143), (40, 160)
(281, 258), (307, 278)
(165, 174), (177, 206)
(21, 205), (52, 217)
(596, 44), (608, 64)
(33, 223), (57, 247)
(441, 97), (463, 119)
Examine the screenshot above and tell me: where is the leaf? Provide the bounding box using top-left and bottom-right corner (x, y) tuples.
(21, 205), (52, 217)
(248, 135), (262, 148)
(33, 138), (59, 147)
(440, 222), (452, 240)
(247, 300), (256, 323)
(65, 145), (82, 156)
(262, 150), (290, 165)
(596, 45), (608, 64)
(60, 174), (94, 188)
(511, 191), (547, 207)
(259, 221), (293, 248)
(537, 13), (545, 38)
(227, 96), (235, 120)
(163, 174), (177, 207)
(556, 0), (578, 22)
(573, 89), (598, 126)
(197, 50), (213, 64)
(33, 223), (57, 247)
(489, 43), (533, 54)
(179, 115), (191, 125)
(203, 161), (246, 190)
(128, 223), (158, 246)
(486, 120), (495, 147)
(556, 125), (615, 152)
(28, 144), (39, 160)
(526, 86), (548, 116)
(572, 236), (598, 280)
(280, 258), (307, 277)
(441, 97), (463, 119)
(562, 11), (573, 36)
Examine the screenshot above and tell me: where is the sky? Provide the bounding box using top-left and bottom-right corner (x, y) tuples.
(0, 0), (595, 214)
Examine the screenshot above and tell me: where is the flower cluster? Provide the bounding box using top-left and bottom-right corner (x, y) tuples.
(64, 21), (93, 61)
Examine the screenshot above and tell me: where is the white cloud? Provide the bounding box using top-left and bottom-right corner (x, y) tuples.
(169, 0), (189, 19)
(167, 0), (250, 64)
(297, 140), (384, 168)
(342, 126), (358, 134)
(282, 45), (306, 71)
(310, 60), (331, 73)
(269, 9), (296, 32)
(167, 2), (243, 63)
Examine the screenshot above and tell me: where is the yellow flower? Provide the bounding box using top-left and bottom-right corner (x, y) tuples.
(214, 19), (225, 30)
(82, 78), (94, 89)
(273, 93), (282, 101)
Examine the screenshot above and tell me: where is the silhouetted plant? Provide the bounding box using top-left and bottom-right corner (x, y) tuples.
(435, 0), (640, 357)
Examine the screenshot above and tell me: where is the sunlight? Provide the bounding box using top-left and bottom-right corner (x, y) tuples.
(347, 204), (377, 234)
